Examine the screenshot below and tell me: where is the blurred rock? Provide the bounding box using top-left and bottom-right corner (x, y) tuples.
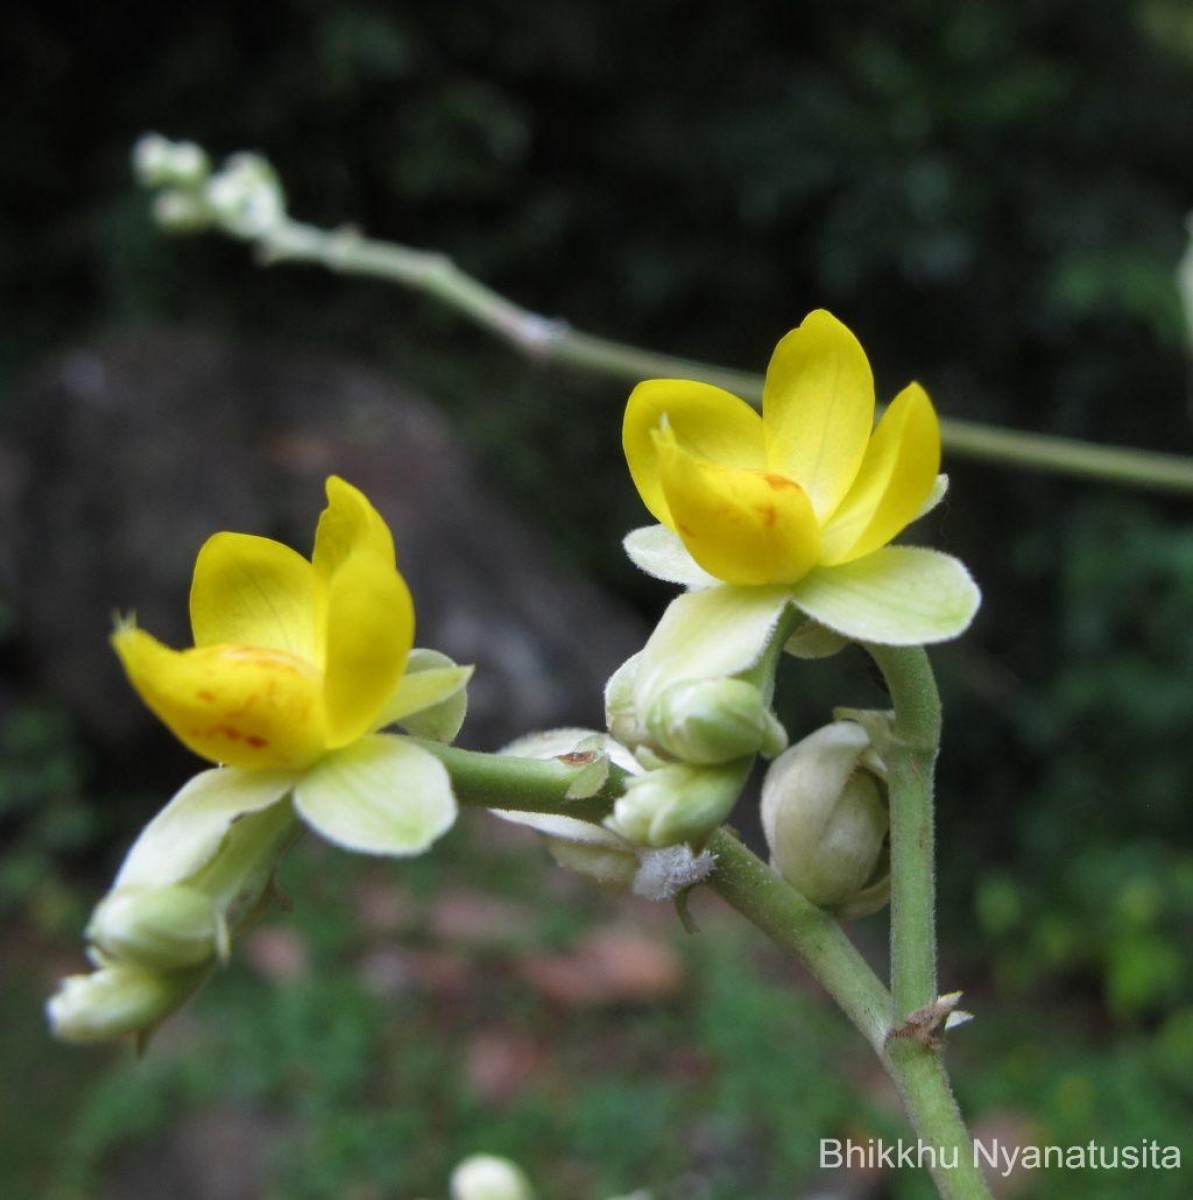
(243, 925), (310, 983)
(102, 1103), (288, 1200)
(0, 326), (646, 783)
(517, 924), (684, 1006)
(426, 889), (538, 947)
(464, 1028), (550, 1106)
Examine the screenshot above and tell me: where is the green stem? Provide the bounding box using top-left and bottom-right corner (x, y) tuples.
(250, 216), (1193, 496)
(408, 734), (988, 1198)
(708, 832), (991, 1200)
(865, 644), (941, 1019)
(885, 1040), (993, 1200)
(405, 737), (625, 822)
(707, 829), (893, 1052)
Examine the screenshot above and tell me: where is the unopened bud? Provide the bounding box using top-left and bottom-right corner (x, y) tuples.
(205, 153), (285, 238)
(646, 677), (787, 764)
(545, 836), (640, 890)
(88, 885), (225, 971)
(761, 722), (890, 916)
(607, 759), (749, 848)
(46, 963), (199, 1044)
(152, 189), (215, 233)
(132, 133), (211, 188)
(450, 1155), (536, 1200)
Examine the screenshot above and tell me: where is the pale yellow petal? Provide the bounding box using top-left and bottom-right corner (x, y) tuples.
(624, 379), (766, 526)
(321, 549), (415, 748)
(818, 383), (941, 564)
(112, 626), (328, 769)
(312, 476), (396, 579)
(762, 310), (874, 521)
(190, 532), (319, 660)
(655, 426), (821, 586)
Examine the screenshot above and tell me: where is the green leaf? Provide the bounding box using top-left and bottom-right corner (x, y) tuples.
(789, 547), (980, 645)
(293, 734), (456, 856)
(115, 768), (298, 889)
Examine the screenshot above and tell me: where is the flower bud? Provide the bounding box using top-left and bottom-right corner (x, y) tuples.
(46, 964), (199, 1044)
(132, 133), (211, 188)
(607, 759), (749, 848)
(545, 836), (641, 890)
(761, 722), (890, 916)
(205, 153), (285, 238)
(152, 189), (215, 234)
(88, 885), (225, 971)
(450, 1155), (536, 1200)
(645, 677), (787, 765)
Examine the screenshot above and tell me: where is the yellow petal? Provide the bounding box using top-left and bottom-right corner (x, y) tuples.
(818, 383), (941, 565)
(762, 310), (875, 521)
(112, 626), (328, 769)
(321, 548), (415, 748)
(190, 532), (319, 660)
(654, 426), (821, 585)
(312, 476), (396, 579)
(624, 379), (765, 526)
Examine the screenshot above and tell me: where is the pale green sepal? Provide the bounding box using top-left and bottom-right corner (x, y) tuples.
(607, 757), (751, 848)
(114, 768), (299, 890)
(633, 585), (794, 717)
(385, 649), (472, 743)
(605, 653), (648, 750)
(88, 885), (223, 970)
(785, 619), (850, 660)
(293, 733), (457, 856)
(564, 736), (612, 799)
(788, 547), (980, 645)
(623, 524), (719, 589)
(47, 963), (206, 1044)
(915, 473), (949, 519)
(500, 728), (637, 798)
(646, 677), (787, 764)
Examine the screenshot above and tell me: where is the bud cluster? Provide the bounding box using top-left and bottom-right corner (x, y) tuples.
(47, 797), (296, 1044)
(132, 133), (287, 239)
(602, 638), (789, 849)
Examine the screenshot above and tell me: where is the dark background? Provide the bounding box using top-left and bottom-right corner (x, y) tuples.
(3, 2), (1193, 1197)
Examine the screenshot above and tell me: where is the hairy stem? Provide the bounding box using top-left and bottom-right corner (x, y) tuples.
(865, 644), (942, 1019)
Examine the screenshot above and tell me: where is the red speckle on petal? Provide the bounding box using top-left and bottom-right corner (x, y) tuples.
(246, 735), (269, 749)
(760, 472), (800, 493)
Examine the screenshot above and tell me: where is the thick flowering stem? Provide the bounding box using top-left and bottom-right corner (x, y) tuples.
(865, 643), (941, 1019)
(709, 833), (993, 1200)
(706, 830), (893, 1051)
(884, 1040), (993, 1200)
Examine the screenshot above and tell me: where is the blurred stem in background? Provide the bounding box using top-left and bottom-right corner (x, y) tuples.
(259, 214), (1193, 498)
(134, 135), (1193, 497)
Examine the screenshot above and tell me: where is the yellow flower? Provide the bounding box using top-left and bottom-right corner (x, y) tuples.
(625, 309), (940, 586)
(116, 476), (434, 769)
(51, 479), (468, 1045)
(110, 476), (469, 858)
(621, 310), (978, 647)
